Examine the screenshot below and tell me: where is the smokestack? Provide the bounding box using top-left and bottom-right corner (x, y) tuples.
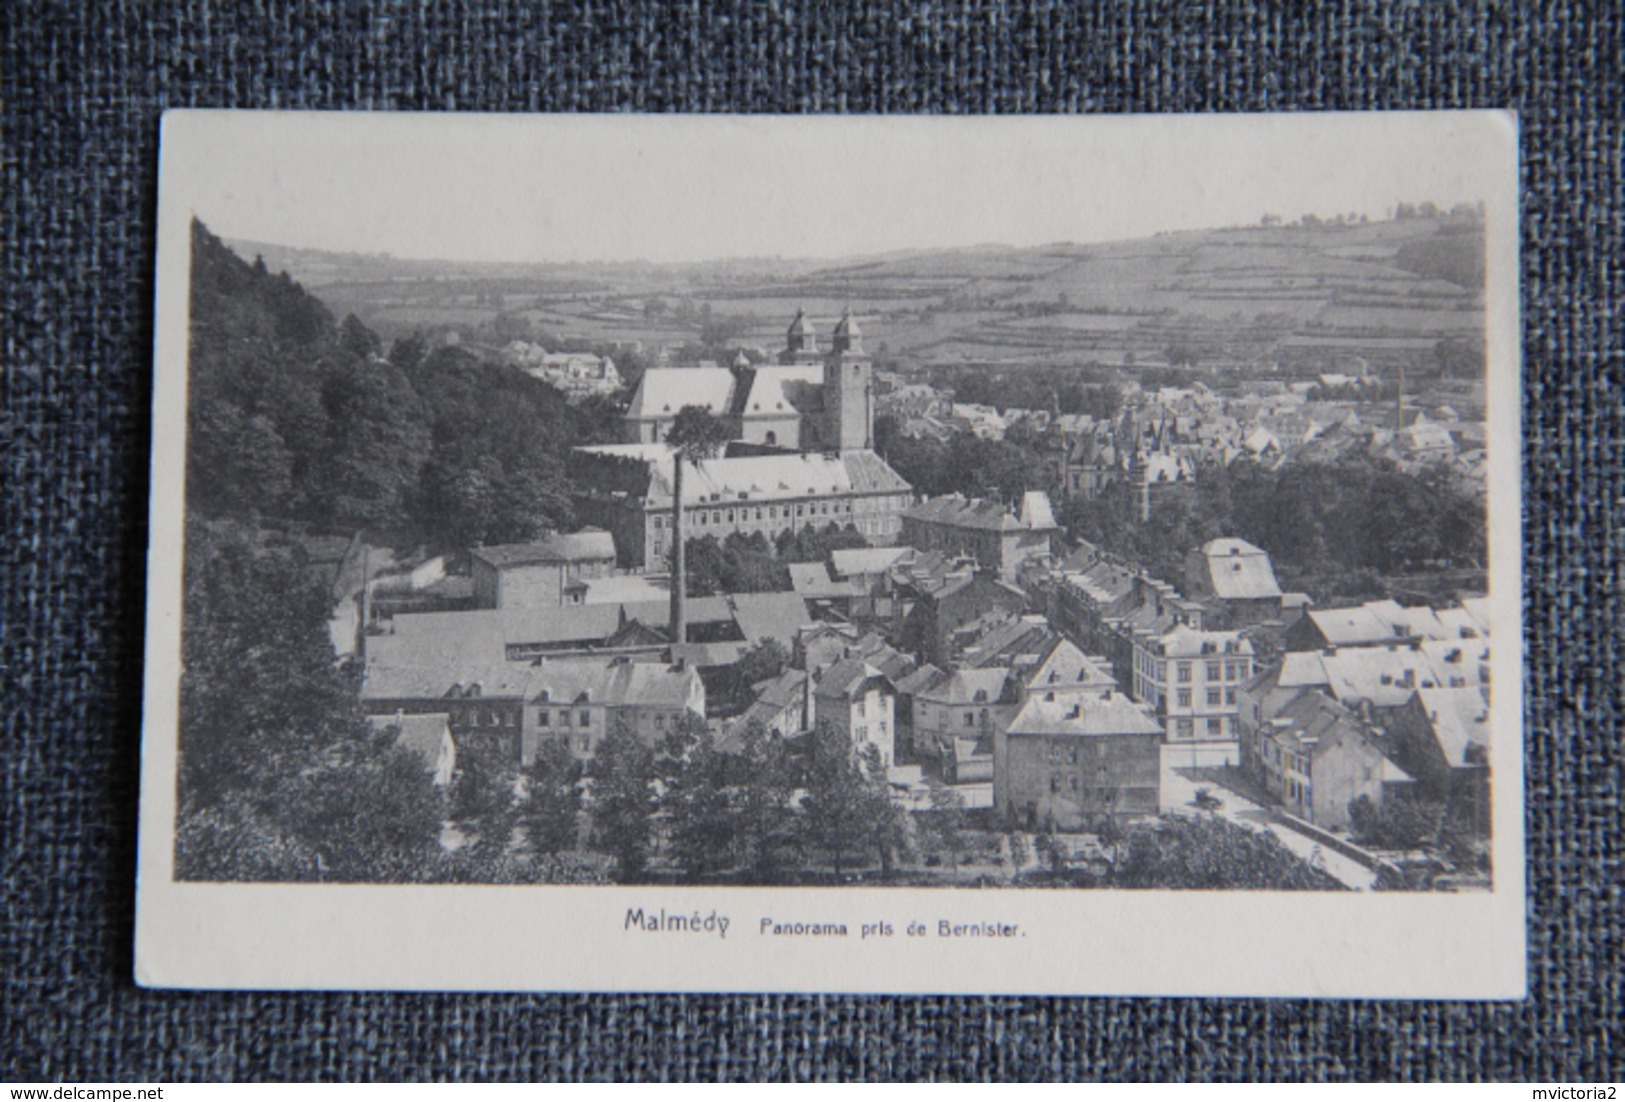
(669, 458), (686, 649)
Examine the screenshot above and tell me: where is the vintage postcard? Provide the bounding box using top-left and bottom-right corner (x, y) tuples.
(136, 111), (1523, 996)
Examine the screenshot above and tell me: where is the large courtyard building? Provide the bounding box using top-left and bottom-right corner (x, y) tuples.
(574, 310), (912, 569)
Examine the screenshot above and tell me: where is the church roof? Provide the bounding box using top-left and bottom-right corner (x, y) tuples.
(626, 367), (736, 420)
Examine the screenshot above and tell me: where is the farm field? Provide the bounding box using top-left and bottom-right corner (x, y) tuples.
(231, 214), (1483, 370)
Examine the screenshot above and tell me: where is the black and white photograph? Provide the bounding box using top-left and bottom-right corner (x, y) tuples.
(136, 112), (1523, 996)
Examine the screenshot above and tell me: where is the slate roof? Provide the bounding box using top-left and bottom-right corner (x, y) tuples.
(577, 446), (911, 507)
(470, 529), (616, 569)
(1411, 686), (1491, 764)
(903, 494), (1026, 532)
(1198, 538), (1284, 600)
(626, 367), (736, 420)
(1005, 692), (1162, 738)
(814, 658), (894, 700)
(830, 545), (914, 577)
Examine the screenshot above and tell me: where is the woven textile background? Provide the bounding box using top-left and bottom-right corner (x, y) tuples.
(3, 0), (1621, 1082)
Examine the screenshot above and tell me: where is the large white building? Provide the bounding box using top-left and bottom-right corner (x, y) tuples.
(574, 310), (912, 569)
(1132, 623), (1256, 742)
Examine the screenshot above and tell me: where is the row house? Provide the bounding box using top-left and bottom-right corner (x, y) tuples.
(1251, 690), (1414, 830)
(361, 653), (706, 768)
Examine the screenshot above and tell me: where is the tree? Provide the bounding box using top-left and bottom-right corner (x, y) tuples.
(1109, 816), (1346, 890)
(522, 737), (583, 857)
(1348, 794), (1443, 851)
(590, 719), (658, 882)
(735, 638), (789, 689)
(659, 714), (736, 880)
(449, 737), (520, 868)
(175, 519), (442, 883)
(920, 780), (969, 874)
(798, 724), (902, 879)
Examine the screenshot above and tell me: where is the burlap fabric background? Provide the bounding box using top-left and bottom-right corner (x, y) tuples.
(3, 0), (1620, 1082)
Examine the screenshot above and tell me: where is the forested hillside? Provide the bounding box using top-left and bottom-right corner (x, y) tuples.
(188, 218), (613, 546)
(177, 222), (617, 883)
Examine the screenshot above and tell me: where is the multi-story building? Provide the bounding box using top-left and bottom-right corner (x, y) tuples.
(1182, 537), (1292, 628)
(570, 445), (913, 569)
(1133, 624), (1256, 742)
(994, 690), (1163, 829)
(469, 530), (618, 610)
(812, 657), (898, 767)
(361, 653), (706, 768)
(575, 313), (911, 571)
(900, 491), (1059, 582)
(1251, 690), (1412, 829)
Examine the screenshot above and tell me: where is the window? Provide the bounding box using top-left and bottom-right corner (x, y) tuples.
(1177, 689), (1192, 708)
(1206, 688), (1222, 707)
(579, 736), (590, 753)
(964, 712), (975, 727)
(1207, 662), (1221, 680)
(1050, 775), (1061, 793)
(855, 725), (867, 739)
(1177, 719), (1194, 739)
(655, 713), (666, 730)
(652, 516), (663, 530)
(538, 709), (550, 726)
(855, 699), (866, 718)
(1207, 717), (1223, 736)
(727, 510), (735, 523)
(580, 710), (591, 727)
(1225, 662), (1237, 680)
(560, 711), (571, 727)
(1225, 688), (1237, 706)
(1178, 662), (1193, 683)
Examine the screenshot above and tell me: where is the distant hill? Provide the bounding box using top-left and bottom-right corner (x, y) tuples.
(229, 214), (1484, 373)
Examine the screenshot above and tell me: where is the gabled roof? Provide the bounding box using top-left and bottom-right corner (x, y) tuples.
(917, 667), (1014, 706)
(903, 493), (1028, 532)
(1411, 686), (1492, 765)
(831, 545), (914, 577)
(814, 658), (895, 700)
(470, 529), (617, 568)
(577, 446), (911, 506)
(1021, 636), (1116, 692)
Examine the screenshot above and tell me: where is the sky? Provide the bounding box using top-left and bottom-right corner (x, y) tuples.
(162, 111), (1513, 265)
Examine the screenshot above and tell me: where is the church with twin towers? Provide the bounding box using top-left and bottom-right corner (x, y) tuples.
(570, 309), (915, 570)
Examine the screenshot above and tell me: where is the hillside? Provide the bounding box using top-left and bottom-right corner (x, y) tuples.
(230, 213), (1483, 373)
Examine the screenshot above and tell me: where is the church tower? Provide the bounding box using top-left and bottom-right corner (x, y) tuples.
(780, 308), (823, 365)
(823, 308), (873, 452)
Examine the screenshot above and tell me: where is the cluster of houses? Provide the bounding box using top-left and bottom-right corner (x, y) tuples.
(501, 343), (622, 400)
(345, 311), (1490, 860)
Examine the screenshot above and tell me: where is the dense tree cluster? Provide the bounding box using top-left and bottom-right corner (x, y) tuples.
(877, 416), (1057, 504)
(1105, 816), (1347, 891)
(187, 219), (613, 548)
(1061, 453), (1484, 601)
(176, 520), (444, 882)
